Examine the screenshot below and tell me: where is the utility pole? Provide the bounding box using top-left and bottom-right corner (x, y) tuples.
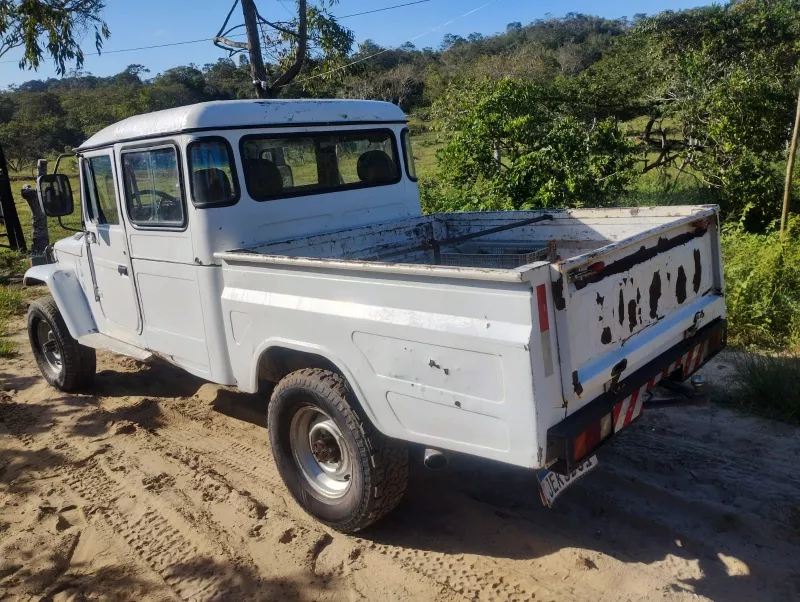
(781, 87), (800, 238)
(242, 0), (268, 99)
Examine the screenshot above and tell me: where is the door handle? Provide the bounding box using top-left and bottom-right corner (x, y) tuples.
(118, 265), (128, 276)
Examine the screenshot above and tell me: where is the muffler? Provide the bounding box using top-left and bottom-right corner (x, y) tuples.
(423, 448), (448, 470)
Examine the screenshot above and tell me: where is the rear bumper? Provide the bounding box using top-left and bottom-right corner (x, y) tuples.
(545, 319), (727, 474)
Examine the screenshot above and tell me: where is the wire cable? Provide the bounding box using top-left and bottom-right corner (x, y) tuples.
(338, 0), (433, 20)
(281, 0), (503, 87)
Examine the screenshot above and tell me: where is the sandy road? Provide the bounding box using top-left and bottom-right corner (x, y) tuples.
(1, 314), (799, 602)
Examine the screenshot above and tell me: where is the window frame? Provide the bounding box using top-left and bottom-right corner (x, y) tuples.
(120, 142), (188, 231)
(83, 153), (121, 226)
(187, 135), (241, 208)
(400, 127), (418, 182)
(239, 128), (402, 202)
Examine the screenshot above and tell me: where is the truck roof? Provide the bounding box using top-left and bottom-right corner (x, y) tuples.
(79, 99), (407, 150)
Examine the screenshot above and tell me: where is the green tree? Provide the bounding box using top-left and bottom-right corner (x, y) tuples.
(0, 0), (110, 74)
(428, 78), (636, 211)
(583, 0), (800, 228)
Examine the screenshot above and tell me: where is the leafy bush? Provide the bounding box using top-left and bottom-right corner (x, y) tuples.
(722, 218), (800, 349)
(430, 78), (638, 211)
(728, 352), (800, 425)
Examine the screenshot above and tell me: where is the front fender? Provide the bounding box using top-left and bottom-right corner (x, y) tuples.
(24, 264), (97, 339)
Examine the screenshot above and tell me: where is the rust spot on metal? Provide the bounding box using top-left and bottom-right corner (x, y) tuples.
(601, 327), (612, 345)
(618, 290), (625, 327)
(572, 370), (584, 397)
(552, 274), (566, 311)
(649, 271), (662, 319)
(596, 292), (604, 307)
(676, 266), (687, 304)
(693, 249), (702, 294)
(572, 227), (708, 290)
(628, 299), (637, 333)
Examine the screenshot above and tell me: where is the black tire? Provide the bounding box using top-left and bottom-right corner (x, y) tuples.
(27, 296), (96, 392)
(268, 368), (408, 532)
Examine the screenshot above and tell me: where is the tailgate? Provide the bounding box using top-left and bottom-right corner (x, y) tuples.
(550, 207), (725, 413)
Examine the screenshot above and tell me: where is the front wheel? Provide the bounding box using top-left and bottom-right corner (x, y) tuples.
(28, 296), (96, 392)
(268, 369), (408, 532)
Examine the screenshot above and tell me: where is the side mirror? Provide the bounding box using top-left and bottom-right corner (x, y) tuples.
(37, 174), (74, 217)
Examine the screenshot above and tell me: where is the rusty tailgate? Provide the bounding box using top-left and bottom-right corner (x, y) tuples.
(549, 207), (725, 414)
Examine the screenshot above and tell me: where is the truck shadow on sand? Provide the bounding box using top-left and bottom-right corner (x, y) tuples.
(362, 448), (800, 602)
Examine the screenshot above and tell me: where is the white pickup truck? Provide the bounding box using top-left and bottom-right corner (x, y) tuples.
(25, 99), (727, 532)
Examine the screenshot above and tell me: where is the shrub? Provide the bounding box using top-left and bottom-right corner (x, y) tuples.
(722, 217), (800, 349)
(728, 352), (800, 425)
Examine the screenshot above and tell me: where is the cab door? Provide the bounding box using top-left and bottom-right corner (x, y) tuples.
(81, 151), (143, 344)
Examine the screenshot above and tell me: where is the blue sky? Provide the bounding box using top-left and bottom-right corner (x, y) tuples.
(0, 0), (708, 88)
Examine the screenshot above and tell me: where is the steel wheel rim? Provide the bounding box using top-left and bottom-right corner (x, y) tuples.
(37, 320), (62, 375)
(290, 405), (352, 499)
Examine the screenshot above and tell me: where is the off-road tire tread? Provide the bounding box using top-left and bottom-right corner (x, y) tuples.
(28, 296), (96, 392)
(270, 368), (408, 532)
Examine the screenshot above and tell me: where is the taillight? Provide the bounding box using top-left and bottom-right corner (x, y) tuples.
(573, 412), (613, 461)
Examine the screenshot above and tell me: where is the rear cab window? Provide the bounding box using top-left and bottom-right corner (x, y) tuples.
(240, 129), (401, 201)
(188, 137), (239, 207)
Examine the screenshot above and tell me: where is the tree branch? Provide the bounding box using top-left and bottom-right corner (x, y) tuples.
(269, 0), (307, 95)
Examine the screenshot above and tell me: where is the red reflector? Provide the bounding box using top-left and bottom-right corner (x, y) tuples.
(588, 261), (605, 273)
(574, 423), (602, 461)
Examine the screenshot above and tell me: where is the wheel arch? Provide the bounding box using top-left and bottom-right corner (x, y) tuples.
(23, 264), (97, 339)
(250, 338), (384, 435)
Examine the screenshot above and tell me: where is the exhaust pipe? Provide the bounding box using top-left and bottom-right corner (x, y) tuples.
(423, 448), (448, 470)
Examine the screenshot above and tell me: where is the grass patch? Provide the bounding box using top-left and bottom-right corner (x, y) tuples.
(0, 285), (24, 316)
(727, 352), (800, 425)
(0, 318), (16, 357)
(0, 285), (26, 357)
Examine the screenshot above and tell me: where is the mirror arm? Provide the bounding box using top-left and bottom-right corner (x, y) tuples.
(57, 216), (82, 233)
(52, 151), (75, 175)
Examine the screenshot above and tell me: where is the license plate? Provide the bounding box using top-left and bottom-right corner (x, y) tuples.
(536, 455), (598, 507)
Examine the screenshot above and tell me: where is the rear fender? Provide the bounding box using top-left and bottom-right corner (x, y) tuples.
(250, 337), (384, 435)
(24, 264), (97, 339)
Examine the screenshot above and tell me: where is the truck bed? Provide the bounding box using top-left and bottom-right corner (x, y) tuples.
(216, 206), (725, 470)
(219, 206), (712, 278)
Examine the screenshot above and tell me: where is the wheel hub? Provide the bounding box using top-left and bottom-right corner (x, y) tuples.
(311, 432), (341, 464)
(290, 406), (352, 499)
(36, 320), (62, 375)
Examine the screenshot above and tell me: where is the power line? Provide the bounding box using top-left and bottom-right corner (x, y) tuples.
(0, 0), (478, 68)
(0, 34), (250, 65)
(283, 0), (503, 87)
(338, 0), (433, 20)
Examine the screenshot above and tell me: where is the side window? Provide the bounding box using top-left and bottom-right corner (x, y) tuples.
(188, 138), (239, 207)
(83, 155), (120, 225)
(122, 146), (185, 227)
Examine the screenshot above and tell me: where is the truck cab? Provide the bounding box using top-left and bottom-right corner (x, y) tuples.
(25, 99), (727, 533)
(30, 100), (418, 383)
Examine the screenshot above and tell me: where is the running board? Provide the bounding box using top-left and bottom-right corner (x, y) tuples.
(78, 333), (152, 361)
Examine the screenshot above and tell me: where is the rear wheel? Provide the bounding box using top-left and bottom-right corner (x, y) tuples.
(28, 296), (96, 392)
(268, 369), (408, 532)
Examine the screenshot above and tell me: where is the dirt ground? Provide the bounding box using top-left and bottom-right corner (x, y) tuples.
(1, 313), (800, 602)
